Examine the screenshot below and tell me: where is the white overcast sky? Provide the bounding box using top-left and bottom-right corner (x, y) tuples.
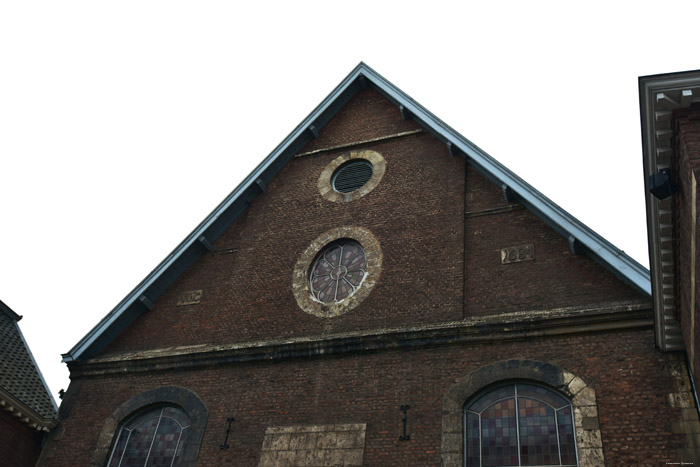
(1, 2), (698, 402)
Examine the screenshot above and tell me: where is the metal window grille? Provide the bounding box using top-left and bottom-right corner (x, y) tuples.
(332, 160), (373, 193)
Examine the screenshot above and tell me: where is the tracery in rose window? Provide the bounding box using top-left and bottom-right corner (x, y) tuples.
(310, 241), (367, 303)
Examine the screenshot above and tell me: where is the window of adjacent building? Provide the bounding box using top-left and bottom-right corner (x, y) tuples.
(464, 382), (578, 467)
(107, 405), (191, 467)
(310, 240), (367, 303)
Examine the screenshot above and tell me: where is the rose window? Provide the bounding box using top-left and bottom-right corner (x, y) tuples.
(310, 241), (367, 303)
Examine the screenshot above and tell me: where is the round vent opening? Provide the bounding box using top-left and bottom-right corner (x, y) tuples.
(332, 160), (373, 193)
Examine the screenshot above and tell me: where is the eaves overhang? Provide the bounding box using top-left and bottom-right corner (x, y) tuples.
(639, 69), (700, 351)
(0, 387), (58, 432)
(63, 62), (651, 363)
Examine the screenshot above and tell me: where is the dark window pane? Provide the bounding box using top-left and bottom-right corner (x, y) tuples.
(109, 406), (192, 467)
(518, 384), (568, 409)
(557, 406), (577, 465)
(107, 428), (131, 467)
(310, 241), (366, 304)
(465, 384), (578, 467)
(324, 246), (341, 267)
(467, 384), (515, 413)
(120, 414), (160, 466)
(145, 417), (186, 466)
(481, 398), (518, 466)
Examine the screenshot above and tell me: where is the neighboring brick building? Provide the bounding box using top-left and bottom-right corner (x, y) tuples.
(0, 300), (57, 466)
(41, 64), (699, 465)
(641, 70), (700, 458)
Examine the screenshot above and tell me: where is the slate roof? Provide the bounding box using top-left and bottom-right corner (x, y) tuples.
(0, 300), (57, 425)
(63, 62), (651, 363)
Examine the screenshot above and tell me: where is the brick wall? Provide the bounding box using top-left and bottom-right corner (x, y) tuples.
(673, 107), (700, 390)
(0, 409), (43, 467)
(44, 87), (685, 465)
(103, 89), (644, 354)
(48, 329), (690, 466)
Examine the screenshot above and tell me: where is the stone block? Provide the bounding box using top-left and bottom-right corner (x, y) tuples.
(288, 432), (308, 450)
(275, 450), (296, 466)
(576, 428), (602, 448)
(266, 425), (296, 435)
(258, 450), (277, 467)
(442, 431), (461, 453)
(354, 427), (366, 446)
(672, 419), (700, 434)
(441, 452), (461, 466)
(441, 413), (462, 434)
(324, 448), (345, 466)
(567, 376), (586, 395)
(668, 391), (693, 408)
(574, 405), (598, 426)
(572, 386), (596, 406)
(316, 431), (337, 449)
(581, 416), (600, 430)
(268, 433), (291, 451)
(334, 431), (356, 449)
(343, 448), (364, 466)
(578, 447), (605, 466)
(303, 448), (326, 466)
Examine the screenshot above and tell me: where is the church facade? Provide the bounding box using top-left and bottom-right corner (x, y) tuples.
(41, 64), (699, 465)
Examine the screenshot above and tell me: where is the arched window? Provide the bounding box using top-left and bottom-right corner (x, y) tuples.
(106, 405), (191, 466)
(464, 382), (578, 467)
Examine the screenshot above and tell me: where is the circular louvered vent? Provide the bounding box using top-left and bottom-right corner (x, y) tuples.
(332, 160), (374, 193)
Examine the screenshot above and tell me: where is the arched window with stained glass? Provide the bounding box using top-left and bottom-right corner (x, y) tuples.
(106, 405), (191, 467)
(464, 382), (578, 467)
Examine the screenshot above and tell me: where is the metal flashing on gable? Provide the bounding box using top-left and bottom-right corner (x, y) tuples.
(63, 62), (652, 363)
(639, 69), (700, 351)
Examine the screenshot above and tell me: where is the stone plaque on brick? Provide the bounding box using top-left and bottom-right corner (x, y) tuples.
(176, 290), (203, 306)
(501, 244), (535, 264)
(259, 423), (366, 467)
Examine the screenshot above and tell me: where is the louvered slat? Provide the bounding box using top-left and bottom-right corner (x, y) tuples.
(332, 161), (373, 193)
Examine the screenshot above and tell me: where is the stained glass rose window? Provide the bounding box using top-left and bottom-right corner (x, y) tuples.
(310, 240), (367, 303)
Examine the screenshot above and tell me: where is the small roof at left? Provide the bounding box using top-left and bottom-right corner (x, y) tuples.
(0, 299), (57, 429)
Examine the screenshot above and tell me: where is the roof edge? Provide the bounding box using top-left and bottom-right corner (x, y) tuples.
(639, 68), (700, 350)
(63, 63), (372, 363)
(0, 299), (21, 321)
(0, 387), (58, 432)
(64, 62), (651, 362)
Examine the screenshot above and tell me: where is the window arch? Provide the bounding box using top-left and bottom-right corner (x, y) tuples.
(464, 382), (577, 466)
(107, 405), (192, 466)
(441, 360), (604, 466)
(92, 386), (207, 466)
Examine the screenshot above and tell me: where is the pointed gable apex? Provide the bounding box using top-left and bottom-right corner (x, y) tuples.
(62, 63), (650, 363)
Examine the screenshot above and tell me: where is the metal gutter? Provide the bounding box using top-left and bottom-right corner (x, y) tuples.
(64, 62), (652, 362)
(62, 64), (369, 362)
(361, 66), (650, 294)
(638, 70), (700, 351)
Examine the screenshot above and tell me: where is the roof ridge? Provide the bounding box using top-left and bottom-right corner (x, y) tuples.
(63, 62), (650, 363)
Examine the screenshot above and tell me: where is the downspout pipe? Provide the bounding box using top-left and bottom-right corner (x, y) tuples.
(685, 353), (700, 422)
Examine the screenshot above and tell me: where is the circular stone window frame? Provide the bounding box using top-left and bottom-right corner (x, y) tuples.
(317, 149), (386, 203)
(293, 226), (382, 318)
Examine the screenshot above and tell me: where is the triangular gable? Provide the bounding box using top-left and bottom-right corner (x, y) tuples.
(63, 62), (650, 363)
